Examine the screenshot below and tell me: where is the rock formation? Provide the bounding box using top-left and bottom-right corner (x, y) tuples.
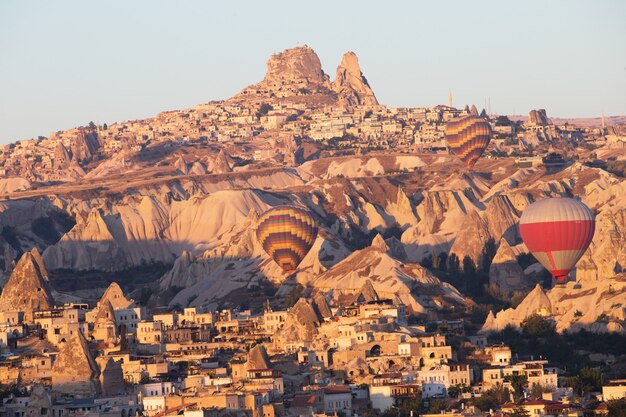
(174, 155), (189, 174)
(488, 238), (527, 295)
(70, 130), (100, 163)
(482, 274), (626, 334)
(97, 356), (125, 396)
(350, 279), (380, 304)
(484, 194), (520, 246)
(312, 233), (465, 314)
(312, 292), (333, 319)
(54, 142), (72, 170)
(52, 330), (100, 396)
(448, 208), (491, 270)
(205, 150), (234, 174)
(528, 109), (551, 126)
(24, 385), (54, 416)
(274, 298), (323, 345)
(481, 284), (552, 332)
(93, 300), (117, 345)
(332, 51), (378, 108)
(188, 161), (207, 176)
(262, 45), (330, 88)
(234, 45), (378, 109)
(100, 282), (133, 309)
(247, 344), (272, 369)
(0, 250), (54, 322)
(43, 190), (272, 272)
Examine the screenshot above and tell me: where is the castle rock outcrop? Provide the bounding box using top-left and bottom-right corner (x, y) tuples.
(332, 51), (378, 108)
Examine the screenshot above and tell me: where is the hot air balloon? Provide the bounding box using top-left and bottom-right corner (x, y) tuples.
(256, 205), (318, 273)
(445, 115), (492, 169)
(519, 198), (595, 283)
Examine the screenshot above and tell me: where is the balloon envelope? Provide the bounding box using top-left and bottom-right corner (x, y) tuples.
(256, 205), (318, 273)
(445, 115), (492, 169)
(519, 198), (595, 282)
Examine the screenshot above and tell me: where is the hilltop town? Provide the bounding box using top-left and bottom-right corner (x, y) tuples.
(1, 46), (624, 193)
(0, 45), (625, 417)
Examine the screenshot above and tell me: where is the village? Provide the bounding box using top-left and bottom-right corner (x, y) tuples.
(0, 252), (623, 417)
(0, 96), (623, 184)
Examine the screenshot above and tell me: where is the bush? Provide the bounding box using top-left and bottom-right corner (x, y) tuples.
(471, 385), (510, 411)
(255, 103), (273, 118)
(284, 284), (304, 308)
(607, 160), (626, 178)
(495, 115), (512, 126)
(596, 313), (609, 322)
(505, 374), (528, 402)
(607, 398), (626, 417)
(521, 314), (555, 337)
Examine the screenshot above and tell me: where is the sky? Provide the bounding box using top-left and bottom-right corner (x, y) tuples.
(0, 0), (625, 144)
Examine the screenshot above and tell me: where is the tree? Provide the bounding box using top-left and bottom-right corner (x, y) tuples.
(103, 123), (108, 130)
(437, 252), (448, 272)
(118, 323), (128, 352)
(380, 407), (399, 417)
(571, 367), (602, 396)
(505, 374), (528, 402)
(398, 396), (422, 417)
(521, 314), (555, 337)
(448, 385), (462, 398)
(495, 115), (512, 126)
(471, 385), (510, 411)
(481, 238), (497, 271)
(509, 404), (531, 417)
(255, 103), (273, 118)
(427, 399), (447, 414)
(431, 251), (443, 270)
(463, 256), (476, 277)
(448, 253), (460, 274)
(382, 222), (403, 240)
(420, 255), (433, 269)
(463, 256), (484, 296)
(284, 284), (304, 308)
(607, 398), (626, 417)
(529, 383), (543, 399)
(511, 290), (529, 308)
(88, 121), (97, 130)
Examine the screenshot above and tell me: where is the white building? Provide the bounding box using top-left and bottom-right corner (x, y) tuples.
(603, 380), (626, 401)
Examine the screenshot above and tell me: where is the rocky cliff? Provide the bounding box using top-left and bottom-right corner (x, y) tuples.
(0, 249), (54, 321)
(263, 45), (330, 87)
(528, 109), (551, 126)
(274, 298), (323, 346)
(332, 51), (378, 108)
(488, 238), (528, 295)
(235, 45), (378, 109)
(482, 275), (626, 334)
(51, 330), (100, 396)
(311, 234), (465, 314)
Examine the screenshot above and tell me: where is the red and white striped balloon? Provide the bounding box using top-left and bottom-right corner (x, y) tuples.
(519, 198), (595, 283)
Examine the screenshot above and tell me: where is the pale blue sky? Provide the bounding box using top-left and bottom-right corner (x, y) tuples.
(1, 0), (624, 144)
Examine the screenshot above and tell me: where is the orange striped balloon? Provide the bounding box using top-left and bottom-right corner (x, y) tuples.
(256, 206), (318, 273)
(445, 115), (492, 169)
